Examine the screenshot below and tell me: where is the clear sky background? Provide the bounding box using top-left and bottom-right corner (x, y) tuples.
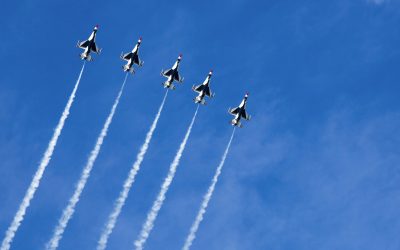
(1, 0), (400, 249)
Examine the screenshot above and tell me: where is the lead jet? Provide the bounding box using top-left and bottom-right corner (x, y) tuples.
(120, 37), (143, 74)
(192, 70), (215, 105)
(160, 54), (184, 90)
(228, 93), (251, 128)
(77, 25), (101, 61)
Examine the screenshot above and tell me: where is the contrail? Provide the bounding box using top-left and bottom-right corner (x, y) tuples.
(134, 105), (200, 250)
(0, 62), (86, 250)
(96, 90), (169, 250)
(182, 127), (236, 250)
(46, 73), (129, 250)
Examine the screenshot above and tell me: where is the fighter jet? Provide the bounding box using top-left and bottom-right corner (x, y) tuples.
(228, 93), (251, 128)
(192, 70), (215, 105)
(77, 25), (102, 61)
(120, 37), (143, 74)
(160, 54), (184, 90)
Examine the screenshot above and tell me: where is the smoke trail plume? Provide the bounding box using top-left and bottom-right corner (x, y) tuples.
(96, 90), (169, 250)
(46, 73), (129, 250)
(134, 105), (200, 250)
(0, 62), (86, 250)
(182, 128), (236, 250)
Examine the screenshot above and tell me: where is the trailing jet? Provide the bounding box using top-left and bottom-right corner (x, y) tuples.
(120, 37), (143, 74)
(192, 70), (215, 105)
(160, 54), (184, 90)
(228, 93), (251, 128)
(77, 25), (101, 61)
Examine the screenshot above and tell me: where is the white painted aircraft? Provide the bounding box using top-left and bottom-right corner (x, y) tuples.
(192, 70), (215, 105)
(120, 37), (143, 74)
(228, 93), (251, 128)
(160, 54), (184, 90)
(77, 25), (101, 61)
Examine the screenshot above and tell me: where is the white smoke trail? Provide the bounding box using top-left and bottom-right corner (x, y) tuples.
(0, 62), (86, 250)
(46, 73), (129, 250)
(134, 105), (200, 250)
(96, 90), (169, 250)
(182, 128), (236, 250)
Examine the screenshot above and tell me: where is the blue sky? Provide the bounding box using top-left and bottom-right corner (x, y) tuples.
(1, 0), (400, 249)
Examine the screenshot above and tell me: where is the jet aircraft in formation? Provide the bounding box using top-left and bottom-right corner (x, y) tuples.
(76, 26), (251, 126)
(192, 70), (215, 105)
(120, 37), (143, 74)
(77, 25), (102, 61)
(161, 54), (184, 90)
(228, 93), (251, 128)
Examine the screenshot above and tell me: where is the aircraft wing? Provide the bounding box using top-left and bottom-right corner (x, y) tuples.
(241, 109), (251, 120)
(90, 42), (100, 53)
(193, 84), (205, 93)
(79, 40), (90, 48)
(162, 68), (174, 77)
(123, 52), (133, 60)
(174, 71), (183, 82)
(229, 107), (240, 115)
(133, 54), (141, 65)
(204, 86), (211, 97)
